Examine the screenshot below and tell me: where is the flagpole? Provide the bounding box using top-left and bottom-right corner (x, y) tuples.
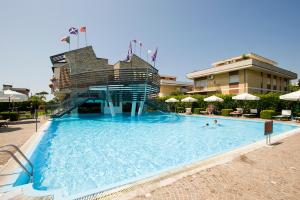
(69, 36), (71, 51)
(139, 46), (141, 58)
(85, 31), (87, 46)
(77, 34), (79, 49)
(134, 43), (136, 54)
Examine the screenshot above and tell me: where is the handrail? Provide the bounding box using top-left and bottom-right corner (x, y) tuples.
(0, 145), (33, 178)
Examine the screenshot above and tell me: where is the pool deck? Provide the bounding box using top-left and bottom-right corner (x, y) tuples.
(130, 129), (300, 200)
(0, 117), (48, 167)
(0, 115), (300, 200)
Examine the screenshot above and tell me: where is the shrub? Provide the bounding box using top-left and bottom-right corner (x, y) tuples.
(193, 108), (201, 114)
(221, 109), (233, 116)
(0, 112), (19, 121)
(159, 92), (300, 114)
(176, 107), (185, 113)
(260, 110), (276, 119)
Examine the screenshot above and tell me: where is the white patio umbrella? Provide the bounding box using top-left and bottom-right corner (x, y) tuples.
(165, 97), (179, 112)
(181, 96), (198, 102)
(165, 97), (179, 103)
(204, 95), (224, 102)
(0, 89), (28, 102)
(279, 90), (300, 101)
(232, 93), (260, 101)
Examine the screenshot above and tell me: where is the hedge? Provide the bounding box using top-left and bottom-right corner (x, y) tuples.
(176, 107), (185, 113)
(260, 110), (276, 119)
(0, 112), (19, 121)
(193, 108), (201, 114)
(221, 109), (233, 116)
(159, 92), (300, 114)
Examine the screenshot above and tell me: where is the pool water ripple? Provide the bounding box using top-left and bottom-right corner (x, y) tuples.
(15, 113), (298, 196)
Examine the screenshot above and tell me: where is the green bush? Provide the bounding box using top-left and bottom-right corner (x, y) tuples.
(0, 112), (19, 121)
(260, 110), (276, 119)
(159, 92), (300, 115)
(221, 109), (233, 116)
(193, 108), (201, 114)
(176, 107), (185, 113)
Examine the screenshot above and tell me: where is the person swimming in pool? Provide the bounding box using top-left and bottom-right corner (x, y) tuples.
(202, 123), (209, 127)
(213, 119), (223, 127)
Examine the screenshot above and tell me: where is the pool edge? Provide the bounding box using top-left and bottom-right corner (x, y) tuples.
(0, 119), (52, 192)
(1, 118), (299, 200)
(68, 126), (300, 200)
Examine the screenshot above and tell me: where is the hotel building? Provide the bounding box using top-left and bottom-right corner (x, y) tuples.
(159, 75), (193, 97)
(186, 53), (297, 95)
(49, 46), (160, 117)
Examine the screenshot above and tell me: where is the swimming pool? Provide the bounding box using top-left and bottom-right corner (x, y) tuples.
(15, 113), (298, 197)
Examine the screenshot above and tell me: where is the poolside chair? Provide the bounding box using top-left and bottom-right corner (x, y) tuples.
(230, 108), (243, 117)
(185, 108), (192, 115)
(243, 109), (258, 118)
(0, 119), (9, 128)
(273, 110), (292, 120)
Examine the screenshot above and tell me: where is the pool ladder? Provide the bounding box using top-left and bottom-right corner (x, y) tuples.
(0, 144), (34, 181)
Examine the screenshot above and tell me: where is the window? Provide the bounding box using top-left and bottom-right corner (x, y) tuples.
(267, 74), (271, 90)
(229, 71), (239, 84)
(273, 76), (277, 90)
(195, 77), (207, 88)
(284, 78), (288, 91)
(279, 77), (282, 91)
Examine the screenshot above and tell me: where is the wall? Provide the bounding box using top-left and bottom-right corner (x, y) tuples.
(65, 46), (113, 75)
(159, 85), (180, 97)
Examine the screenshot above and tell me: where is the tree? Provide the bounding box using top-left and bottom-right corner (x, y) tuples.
(35, 91), (49, 100)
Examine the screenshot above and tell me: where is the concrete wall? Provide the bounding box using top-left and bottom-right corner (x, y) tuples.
(159, 85), (180, 97)
(247, 69), (289, 94)
(192, 65), (293, 95)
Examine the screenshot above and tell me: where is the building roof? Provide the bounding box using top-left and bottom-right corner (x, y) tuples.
(212, 53), (277, 67)
(160, 75), (177, 79)
(187, 53), (297, 80)
(160, 79), (193, 87)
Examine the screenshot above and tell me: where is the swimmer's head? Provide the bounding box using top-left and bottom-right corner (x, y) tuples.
(214, 119), (217, 124)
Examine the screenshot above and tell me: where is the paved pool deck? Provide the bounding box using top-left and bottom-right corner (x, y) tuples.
(130, 130), (300, 200)
(0, 117), (48, 168)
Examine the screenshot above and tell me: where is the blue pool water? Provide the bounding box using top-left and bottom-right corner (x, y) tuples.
(16, 113), (298, 196)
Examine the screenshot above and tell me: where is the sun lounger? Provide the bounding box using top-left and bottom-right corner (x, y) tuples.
(294, 117), (300, 123)
(273, 110), (292, 120)
(0, 119), (9, 128)
(243, 109), (258, 118)
(230, 108), (243, 117)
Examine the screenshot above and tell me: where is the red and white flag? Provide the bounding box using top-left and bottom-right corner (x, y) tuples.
(80, 26), (86, 32)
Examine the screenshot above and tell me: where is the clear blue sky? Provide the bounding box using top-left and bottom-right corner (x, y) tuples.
(0, 0), (299, 98)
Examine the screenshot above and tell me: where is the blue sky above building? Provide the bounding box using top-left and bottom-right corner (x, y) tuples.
(0, 0), (299, 97)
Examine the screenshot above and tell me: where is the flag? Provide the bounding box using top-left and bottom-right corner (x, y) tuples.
(80, 26), (86, 32)
(125, 42), (133, 61)
(60, 36), (70, 43)
(139, 41), (142, 47)
(128, 41), (133, 55)
(132, 39), (137, 43)
(151, 48), (158, 62)
(69, 27), (78, 35)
